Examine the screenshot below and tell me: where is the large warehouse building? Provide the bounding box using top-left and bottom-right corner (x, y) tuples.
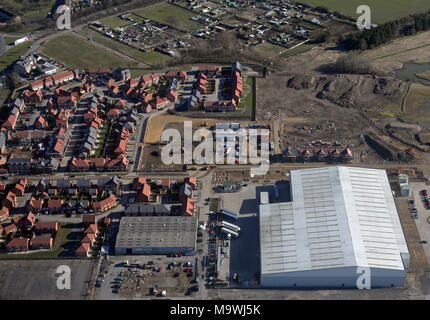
(115, 216), (197, 255)
(259, 166), (410, 288)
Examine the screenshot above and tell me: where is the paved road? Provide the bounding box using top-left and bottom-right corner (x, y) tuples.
(0, 35), (6, 56)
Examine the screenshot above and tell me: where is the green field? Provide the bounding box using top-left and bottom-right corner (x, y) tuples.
(134, 3), (203, 32)
(5, 37), (20, 46)
(298, 0), (430, 24)
(254, 42), (287, 57)
(280, 42), (314, 58)
(79, 27), (171, 66)
(0, 41), (33, 70)
(39, 34), (134, 68)
(0, 0), (52, 18)
(100, 15), (134, 28)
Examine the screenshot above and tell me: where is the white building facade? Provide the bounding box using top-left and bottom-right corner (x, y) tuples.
(259, 166), (409, 288)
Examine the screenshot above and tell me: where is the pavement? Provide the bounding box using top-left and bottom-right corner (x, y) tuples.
(410, 182), (430, 264)
(0, 259), (93, 300)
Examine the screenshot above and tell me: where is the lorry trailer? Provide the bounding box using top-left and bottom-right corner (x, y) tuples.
(221, 220), (241, 232)
(220, 227), (239, 238)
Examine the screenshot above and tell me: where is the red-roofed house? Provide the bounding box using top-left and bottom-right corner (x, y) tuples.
(182, 198), (195, 216)
(115, 99), (126, 109)
(20, 212), (36, 230)
(75, 242), (91, 257)
(150, 73), (159, 84)
(82, 233), (95, 245)
(69, 157), (90, 172)
(140, 75), (152, 87)
(31, 80), (44, 91)
(84, 223), (98, 235)
(2, 191), (17, 210)
(27, 197), (43, 213)
(84, 111), (96, 123)
(106, 108), (120, 120)
(185, 177), (197, 189)
(114, 139), (127, 156)
(52, 71), (74, 85)
(92, 193), (116, 213)
(31, 236), (53, 249)
(179, 71), (187, 82)
(35, 222), (59, 233)
(166, 89), (178, 103)
(0, 206), (9, 221)
(161, 179), (171, 190)
(7, 238), (29, 252)
(133, 177), (147, 191)
(11, 184), (25, 197)
(47, 199), (63, 213)
(2, 114), (17, 130)
(136, 183), (151, 202)
(22, 89), (42, 103)
(82, 214), (96, 226)
(35, 116), (48, 129)
(151, 96), (169, 110)
(106, 156), (128, 171)
(89, 158), (106, 172)
(57, 95), (77, 109)
(3, 223), (17, 236)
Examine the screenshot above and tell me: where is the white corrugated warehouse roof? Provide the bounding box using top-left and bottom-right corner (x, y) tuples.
(259, 166), (409, 275)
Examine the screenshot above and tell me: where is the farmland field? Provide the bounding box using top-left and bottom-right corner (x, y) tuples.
(297, 0), (430, 24)
(134, 3), (203, 32)
(100, 15), (134, 28)
(254, 42), (287, 57)
(39, 34), (133, 68)
(78, 27), (171, 66)
(403, 83), (430, 123)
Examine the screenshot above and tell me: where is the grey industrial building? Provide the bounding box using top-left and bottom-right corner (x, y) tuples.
(259, 166), (409, 289)
(115, 216), (197, 255)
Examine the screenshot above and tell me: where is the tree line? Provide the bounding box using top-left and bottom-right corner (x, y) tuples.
(343, 11), (430, 50)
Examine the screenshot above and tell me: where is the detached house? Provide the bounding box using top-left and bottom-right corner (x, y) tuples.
(27, 197), (43, 213)
(136, 183), (151, 202)
(2, 191), (17, 210)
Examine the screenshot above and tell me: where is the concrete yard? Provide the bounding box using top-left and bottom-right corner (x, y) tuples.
(0, 260), (93, 300)
(410, 182), (430, 265)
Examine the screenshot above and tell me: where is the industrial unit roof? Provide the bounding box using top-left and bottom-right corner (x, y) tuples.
(259, 166), (409, 275)
(116, 216), (197, 249)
